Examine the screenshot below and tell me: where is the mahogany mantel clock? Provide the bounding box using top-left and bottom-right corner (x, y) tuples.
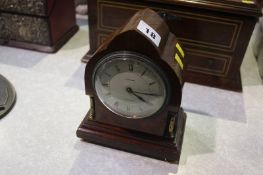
(77, 8), (187, 162)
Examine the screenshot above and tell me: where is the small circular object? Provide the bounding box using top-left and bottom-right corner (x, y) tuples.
(0, 74), (16, 119)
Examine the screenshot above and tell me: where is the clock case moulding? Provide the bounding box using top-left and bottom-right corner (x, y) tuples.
(77, 8), (187, 162)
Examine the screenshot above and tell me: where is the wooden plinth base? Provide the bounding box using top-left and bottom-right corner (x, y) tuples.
(76, 109), (187, 163)
(0, 25), (79, 53)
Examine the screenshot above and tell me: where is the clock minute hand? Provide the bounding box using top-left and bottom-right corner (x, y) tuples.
(126, 88), (152, 104)
(132, 91), (160, 96)
(132, 92), (147, 102)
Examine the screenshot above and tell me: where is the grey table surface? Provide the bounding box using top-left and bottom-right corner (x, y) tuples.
(0, 21), (263, 175)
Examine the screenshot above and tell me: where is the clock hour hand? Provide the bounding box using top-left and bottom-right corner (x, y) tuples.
(132, 91), (160, 96)
(126, 87), (152, 104)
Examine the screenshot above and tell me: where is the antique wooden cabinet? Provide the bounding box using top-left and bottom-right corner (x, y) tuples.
(0, 0), (78, 52)
(83, 0), (262, 91)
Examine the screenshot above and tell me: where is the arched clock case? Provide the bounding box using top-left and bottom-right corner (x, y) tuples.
(77, 9), (187, 162)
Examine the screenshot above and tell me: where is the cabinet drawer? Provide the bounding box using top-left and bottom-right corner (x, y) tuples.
(0, 13), (51, 45)
(98, 0), (243, 52)
(86, 0), (260, 91)
(186, 49), (231, 77)
(0, 0), (48, 16)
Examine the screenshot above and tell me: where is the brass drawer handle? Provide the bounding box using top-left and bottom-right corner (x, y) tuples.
(208, 59), (214, 67)
(158, 11), (181, 21)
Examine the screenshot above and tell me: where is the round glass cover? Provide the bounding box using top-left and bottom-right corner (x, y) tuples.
(93, 51), (169, 118)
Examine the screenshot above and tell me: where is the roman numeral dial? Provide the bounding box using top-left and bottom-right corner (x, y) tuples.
(93, 52), (168, 119)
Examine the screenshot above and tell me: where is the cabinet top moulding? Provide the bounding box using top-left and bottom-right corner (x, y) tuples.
(136, 0), (262, 17)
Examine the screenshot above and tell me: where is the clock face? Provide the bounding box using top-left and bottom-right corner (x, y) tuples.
(93, 51), (169, 119)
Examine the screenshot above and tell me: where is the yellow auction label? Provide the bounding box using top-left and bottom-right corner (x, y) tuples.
(175, 53), (184, 70)
(242, 0), (254, 4)
(176, 43), (185, 58)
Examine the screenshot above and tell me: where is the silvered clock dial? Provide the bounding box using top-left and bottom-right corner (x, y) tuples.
(93, 51), (169, 118)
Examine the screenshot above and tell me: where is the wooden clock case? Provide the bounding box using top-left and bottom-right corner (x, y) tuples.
(77, 9), (187, 162)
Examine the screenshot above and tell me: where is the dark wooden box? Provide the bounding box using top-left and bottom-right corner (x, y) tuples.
(83, 0), (262, 91)
(0, 0), (78, 52)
